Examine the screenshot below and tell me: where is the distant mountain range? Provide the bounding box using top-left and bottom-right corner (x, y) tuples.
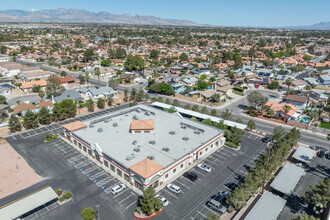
(0, 8), (329, 30)
(284, 22), (330, 30)
(0, 8), (202, 26)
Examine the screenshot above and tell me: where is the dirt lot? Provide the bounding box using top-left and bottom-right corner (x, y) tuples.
(0, 138), (42, 199)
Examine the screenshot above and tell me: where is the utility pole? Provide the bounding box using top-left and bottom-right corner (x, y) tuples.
(95, 204), (100, 220)
(261, 137), (272, 194)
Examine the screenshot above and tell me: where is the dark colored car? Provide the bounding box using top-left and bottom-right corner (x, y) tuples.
(317, 150), (325, 158)
(326, 152), (330, 160)
(183, 171), (198, 181)
(226, 182), (239, 190)
(261, 136), (271, 143)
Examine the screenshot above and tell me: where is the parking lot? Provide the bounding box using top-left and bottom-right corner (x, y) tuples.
(10, 104), (129, 141)
(3, 103), (270, 220)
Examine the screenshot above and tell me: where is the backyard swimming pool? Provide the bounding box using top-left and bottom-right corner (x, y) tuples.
(301, 116), (309, 122)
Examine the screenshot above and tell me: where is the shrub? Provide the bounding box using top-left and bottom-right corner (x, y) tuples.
(45, 133), (58, 142)
(233, 90), (244, 96)
(55, 189), (62, 196)
(225, 141), (238, 148)
(58, 196), (65, 202)
(81, 207), (95, 220)
(63, 191), (72, 200)
(234, 86), (244, 92)
(228, 206), (235, 213)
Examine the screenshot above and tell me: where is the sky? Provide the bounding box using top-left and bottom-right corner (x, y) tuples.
(2, 0), (330, 27)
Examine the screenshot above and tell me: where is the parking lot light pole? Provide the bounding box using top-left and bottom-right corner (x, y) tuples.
(95, 205), (100, 220)
(261, 137), (272, 194)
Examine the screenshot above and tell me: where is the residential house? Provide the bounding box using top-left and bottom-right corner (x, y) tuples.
(0, 62), (23, 77)
(60, 76), (75, 85)
(200, 89), (226, 101)
(257, 71), (274, 78)
(318, 74), (330, 86)
(303, 77), (321, 86)
(37, 100), (54, 111)
(190, 68), (211, 75)
(0, 83), (15, 95)
(169, 81), (185, 93)
(53, 90), (83, 103)
(12, 103), (37, 116)
(181, 77), (199, 87)
(266, 102), (300, 121)
(212, 80), (233, 97)
(281, 95), (308, 110)
(78, 86), (118, 100)
(21, 80), (47, 92)
(19, 70), (53, 81)
(0, 56), (10, 62)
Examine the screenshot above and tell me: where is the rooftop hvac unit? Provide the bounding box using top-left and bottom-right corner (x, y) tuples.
(133, 148), (140, 152)
(126, 154), (135, 161)
(136, 109), (141, 113)
(125, 114), (129, 116)
(150, 112), (155, 115)
(145, 112), (150, 116)
(181, 125), (187, 129)
(133, 115), (138, 120)
(132, 140), (137, 145)
(147, 155), (154, 160)
(169, 131), (175, 135)
(137, 145), (142, 148)
(113, 122), (118, 127)
(182, 137), (189, 141)
(162, 147), (170, 152)
(98, 128), (103, 132)
(89, 124), (94, 128)
(149, 140), (156, 145)
(194, 130), (201, 135)
(104, 118), (110, 123)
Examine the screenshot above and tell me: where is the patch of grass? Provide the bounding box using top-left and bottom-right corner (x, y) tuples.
(319, 122), (330, 130)
(233, 90), (244, 96)
(225, 141), (238, 148)
(45, 133), (58, 142)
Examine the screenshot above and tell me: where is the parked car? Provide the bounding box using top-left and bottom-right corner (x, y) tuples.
(317, 150), (325, 158)
(167, 184), (181, 194)
(197, 163), (212, 173)
(183, 171), (198, 181)
(309, 146), (315, 150)
(326, 152), (330, 160)
(261, 136), (271, 143)
(218, 190), (229, 198)
(207, 199), (227, 214)
(211, 194), (228, 207)
(110, 184), (126, 194)
(296, 163), (303, 168)
(156, 194), (169, 206)
(226, 182), (239, 190)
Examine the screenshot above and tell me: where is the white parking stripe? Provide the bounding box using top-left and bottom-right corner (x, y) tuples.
(204, 159), (220, 167)
(175, 179), (190, 189)
(212, 153), (226, 160)
(203, 205), (221, 216)
(125, 200), (137, 210)
(254, 136), (259, 140)
(197, 211), (208, 219)
(192, 169), (206, 177)
(162, 190), (179, 199)
(119, 192), (135, 204)
(113, 188), (129, 199)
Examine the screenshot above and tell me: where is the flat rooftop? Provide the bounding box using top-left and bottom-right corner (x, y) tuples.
(292, 146), (314, 163)
(72, 104), (222, 169)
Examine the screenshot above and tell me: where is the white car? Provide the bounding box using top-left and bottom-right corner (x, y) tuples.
(167, 183), (181, 194)
(110, 184), (126, 194)
(197, 163), (212, 173)
(156, 194), (169, 206)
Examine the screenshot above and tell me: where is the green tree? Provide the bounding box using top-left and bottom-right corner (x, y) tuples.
(32, 85), (41, 92)
(211, 109), (218, 117)
(201, 106), (209, 114)
(60, 71), (67, 76)
(130, 88), (137, 101)
(78, 74), (85, 84)
(184, 104), (191, 110)
(165, 98), (171, 104)
(94, 67), (101, 87)
(85, 72), (90, 87)
(97, 98), (106, 109)
(309, 110), (319, 121)
(107, 96), (113, 106)
(172, 99), (180, 107)
(284, 105), (291, 114)
(303, 55), (312, 61)
(160, 83), (175, 95)
(302, 177), (329, 215)
(85, 98), (94, 112)
(208, 212), (220, 220)
(124, 55), (145, 72)
(273, 126), (286, 142)
(291, 213), (319, 220)
(191, 117), (198, 121)
(124, 89), (129, 102)
(247, 120), (256, 130)
(192, 105), (199, 112)
(203, 118), (213, 126)
(38, 107), (52, 125)
(38, 90), (45, 100)
(285, 78), (293, 96)
(180, 53), (188, 62)
(0, 45), (7, 54)
(267, 108), (275, 118)
(81, 207), (95, 220)
(269, 81), (279, 90)
(46, 75), (64, 97)
(236, 118), (243, 123)
(140, 187), (163, 216)
(150, 49), (160, 60)
(226, 126), (245, 146)
(0, 95), (7, 104)
(101, 59), (111, 67)
(74, 39), (83, 48)
(108, 78), (119, 90)
(168, 106), (177, 113)
(23, 110), (39, 129)
(221, 109), (232, 120)
(84, 47), (94, 62)
(8, 115), (22, 132)
(211, 93), (220, 103)
(136, 88), (145, 102)
(247, 91), (268, 112)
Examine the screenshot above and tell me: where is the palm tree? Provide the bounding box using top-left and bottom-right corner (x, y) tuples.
(285, 78), (293, 96)
(283, 105), (291, 114)
(85, 71), (90, 88)
(94, 67), (101, 87)
(221, 109), (232, 120)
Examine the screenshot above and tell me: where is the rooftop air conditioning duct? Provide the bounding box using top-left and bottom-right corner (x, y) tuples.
(98, 128), (103, 132)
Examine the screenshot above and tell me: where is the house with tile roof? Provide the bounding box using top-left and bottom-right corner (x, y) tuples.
(266, 102), (300, 120)
(21, 80), (47, 92)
